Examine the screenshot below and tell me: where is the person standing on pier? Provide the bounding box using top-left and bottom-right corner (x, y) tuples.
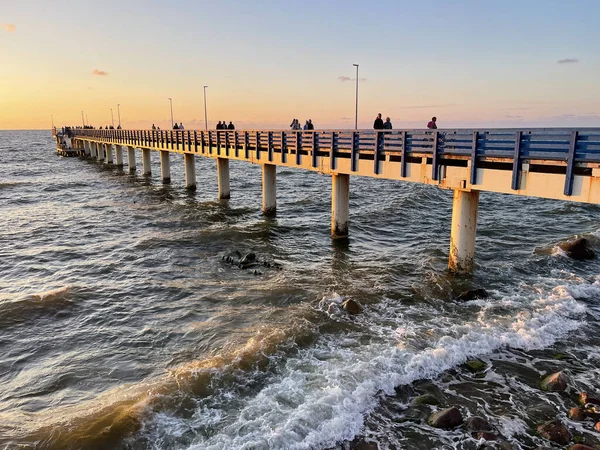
(427, 117), (437, 129)
(307, 119), (314, 130)
(216, 121), (222, 130)
(227, 121), (235, 130)
(173, 123), (179, 130)
(179, 122), (184, 130)
(373, 113), (384, 129)
(383, 117), (392, 130)
(152, 124), (156, 130)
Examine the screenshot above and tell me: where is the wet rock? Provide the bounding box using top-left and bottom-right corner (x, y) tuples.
(536, 419), (570, 445)
(569, 407), (587, 421)
(466, 416), (493, 432)
(595, 422), (600, 433)
(428, 407), (463, 429)
(348, 438), (378, 450)
(559, 237), (595, 260)
(569, 445), (595, 450)
(473, 431), (497, 440)
(584, 405), (600, 421)
(456, 288), (489, 301)
(239, 252), (257, 268)
(464, 359), (488, 374)
(411, 394), (440, 406)
(579, 392), (600, 406)
(342, 299), (363, 315)
(498, 442), (514, 450)
(540, 371), (568, 392)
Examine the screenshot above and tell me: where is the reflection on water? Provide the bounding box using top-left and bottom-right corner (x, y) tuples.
(1, 131), (600, 449)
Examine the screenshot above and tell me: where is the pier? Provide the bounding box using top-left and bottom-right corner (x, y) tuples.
(62, 127), (600, 273)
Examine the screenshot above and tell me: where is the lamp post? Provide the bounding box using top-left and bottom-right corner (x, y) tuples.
(168, 97), (174, 129)
(110, 108), (114, 128)
(353, 64), (359, 130)
(203, 86), (208, 130)
(81, 111), (85, 128)
(86, 114), (88, 127)
(51, 114), (54, 128)
(117, 104), (121, 128)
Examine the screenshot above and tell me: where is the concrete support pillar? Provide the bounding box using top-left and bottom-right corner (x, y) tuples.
(90, 142), (97, 158)
(448, 189), (480, 274)
(217, 158), (230, 199)
(184, 153), (196, 190)
(262, 164), (276, 215)
(160, 150), (171, 183)
(331, 173), (350, 238)
(97, 143), (104, 161)
(142, 148), (151, 176)
(115, 145), (123, 166)
(105, 144), (113, 164)
(127, 147), (136, 172)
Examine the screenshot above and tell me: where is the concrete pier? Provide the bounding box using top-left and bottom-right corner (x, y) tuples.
(448, 189), (480, 273)
(115, 145), (123, 166)
(90, 142), (97, 158)
(142, 148), (151, 176)
(96, 143), (104, 161)
(127, 147), (136, 172)
(217, 158), (230, 199)
(160, 150), (170, 183)
(262, 164), (276, 215)
(105, 144), (113, 164)
(184, 153), (196, 190)
(331, 173), (350, 238)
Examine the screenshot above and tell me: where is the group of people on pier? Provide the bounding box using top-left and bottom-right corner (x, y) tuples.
(290, 119), (314, 130)
(373, 114), (438, 130)
(173, 122), (185, 130)
(217, 121), (236, 130)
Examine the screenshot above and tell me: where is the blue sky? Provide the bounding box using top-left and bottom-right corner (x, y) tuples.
(1, 0), (599, 129)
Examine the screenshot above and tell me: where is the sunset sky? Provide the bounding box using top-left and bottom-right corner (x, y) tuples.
(1, 0), (599, 130)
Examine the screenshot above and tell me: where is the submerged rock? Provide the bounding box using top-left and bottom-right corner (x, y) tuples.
(569, 407), (587, 421)
(466, 415), (493, 432)
(342, 299), (363, 315)
(473, 431), (497, 440)
(411, 394), (440, 406)
(537, 420), (570, 445)
(540, 371), (568, 392)
(569, 445), (595, 450)
(428, 407), (463, 429)
(239, 252), (257, 268)
(579, 392), (600, 406)
(464, 359), (488, 374)
(348, 438), (378, 450)
(559, 237), (595, 260)
(456, 288), (489, 301)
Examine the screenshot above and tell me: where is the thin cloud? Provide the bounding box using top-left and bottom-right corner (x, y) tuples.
(557, 58), (578, 64)
(338, 76), (368, 82)
(399, 103), (457, 109)
(92, 69), (108, 76)
(504, 114), (523, 119)
(3, 24), (16, 32)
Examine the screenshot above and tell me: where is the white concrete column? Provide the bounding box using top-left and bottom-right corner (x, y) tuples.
(90, 142), (97, 158)
(217, 158), (230, 199)
(160, 150), (171, 183)
(448, 189), (480, 274)
(105, 144), (113, 164)
(184, 153), (196, 190)
(262, 164), (276, 215)
(97, 143), (104, 161)
(331, 173), (350, 238)
(127, 147), (136, 172)
(115, 145), (123, 166)
(142, 148), (151, 175)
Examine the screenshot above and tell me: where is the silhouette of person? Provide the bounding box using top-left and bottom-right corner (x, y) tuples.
(427, 117), (437, 129)
(307, 119), (314, 130)
(227, 121), (235, 130)
(383, 117), (392, 130)
(373, 113), (384, 130)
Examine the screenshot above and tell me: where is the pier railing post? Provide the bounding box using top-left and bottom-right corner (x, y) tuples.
(97, 142), (104, 161)
(115, 145), (124, 167)
(217, 157), (230, 199)
(331, 173), (350, 238)
(127, 146), (136, 172)
(262, 163), (276, 215)
(184, 153), (196, 190)
(160, 150), (171, 183)
(142, 148), (151, 176)
(448, 189), (480, 273)
(105, 144), (113, 164)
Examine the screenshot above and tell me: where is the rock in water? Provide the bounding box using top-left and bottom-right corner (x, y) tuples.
(559, 237), (595, 260)
(464, 359), (488, 374)
(569, 445), (595, 450)
(540, 371), (568, 392)
(342, 299), (363, 315)
(456, 288), (489, 301)
(536, 420), (570, 445)
(428, 407), (463, 429)
(411, 394), (440, 406)
(579, 392), (600, 406)
(569, 407), (586, 421)
(466, 416), (493, 432)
